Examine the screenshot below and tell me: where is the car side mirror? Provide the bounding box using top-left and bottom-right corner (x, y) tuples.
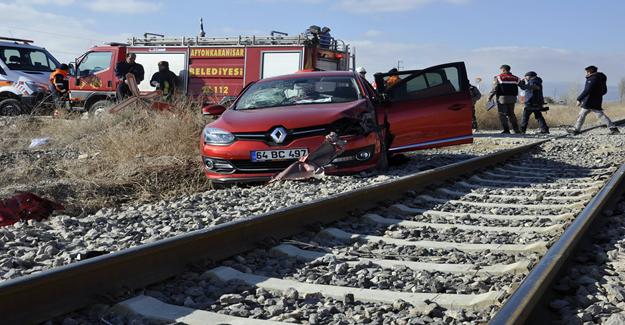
(202, 104), (227, 116)
(68, 62), (76, 76)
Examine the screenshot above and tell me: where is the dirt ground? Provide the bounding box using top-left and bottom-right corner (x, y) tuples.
(0, 106), (210, 216)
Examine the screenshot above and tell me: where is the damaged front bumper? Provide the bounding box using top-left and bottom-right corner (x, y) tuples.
(201, 133), (380, 183)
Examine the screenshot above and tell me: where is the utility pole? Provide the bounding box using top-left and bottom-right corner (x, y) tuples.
(397, 60), (404, 70)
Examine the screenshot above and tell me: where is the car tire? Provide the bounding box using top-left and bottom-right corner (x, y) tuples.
(88, 100), (113, 118)
(0, 98), (23, 116)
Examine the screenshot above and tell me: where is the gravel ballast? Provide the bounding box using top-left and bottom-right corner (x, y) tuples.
(42, 127), (625, 324)
(0, 131), (545, 281)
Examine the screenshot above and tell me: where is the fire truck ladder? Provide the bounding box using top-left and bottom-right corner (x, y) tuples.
(128, 35), (348, 53)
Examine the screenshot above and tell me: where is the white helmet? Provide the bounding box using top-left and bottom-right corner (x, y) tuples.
(356, 66), (367, 75)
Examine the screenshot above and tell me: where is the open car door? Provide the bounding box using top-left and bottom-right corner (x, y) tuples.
(375, 62), (473, 153)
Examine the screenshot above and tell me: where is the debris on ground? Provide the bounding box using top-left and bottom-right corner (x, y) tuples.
(28, 137), (50, 148)
(108, 73), (174, 114)
(271, 132), (346, 182)
(0, 192), (64, 227)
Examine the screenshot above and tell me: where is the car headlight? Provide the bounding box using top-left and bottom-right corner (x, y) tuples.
(203, 127), (235, 145)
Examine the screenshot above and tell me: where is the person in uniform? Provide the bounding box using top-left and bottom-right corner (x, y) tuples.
(49, 63), (70, 104)
(488, 64), (521, 134)
(150, 61), (178, 101)
(115, 53), (145, 101)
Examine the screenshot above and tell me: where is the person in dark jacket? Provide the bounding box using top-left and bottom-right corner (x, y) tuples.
(518, 71), (549, 134)
(569, 66), (619, 135)
(488, 64), (521, 134)
(469, 84), (481, 130)
(150, 61), (178, 101)
(115, 53), (145, 101)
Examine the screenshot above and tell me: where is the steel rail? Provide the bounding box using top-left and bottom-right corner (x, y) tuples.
(490, 163), (625, 325)
(0, 140), (549, 324)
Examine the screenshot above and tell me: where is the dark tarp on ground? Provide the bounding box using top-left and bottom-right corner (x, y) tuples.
(0, 193), (64, 227)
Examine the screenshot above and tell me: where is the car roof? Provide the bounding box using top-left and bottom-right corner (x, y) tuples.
(260, 70), (358, 82)
(0, 41), (48, 51)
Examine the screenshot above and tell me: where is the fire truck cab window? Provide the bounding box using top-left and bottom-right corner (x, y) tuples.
(389, 67), (461, 101)
(78, 52), (112, 77)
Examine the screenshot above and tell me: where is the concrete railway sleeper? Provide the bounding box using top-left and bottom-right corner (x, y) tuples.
(1, 134), (624, 325)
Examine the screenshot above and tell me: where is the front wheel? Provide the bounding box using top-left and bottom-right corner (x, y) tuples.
(88, 100), (113, 118)
(0, 98), (23, 116)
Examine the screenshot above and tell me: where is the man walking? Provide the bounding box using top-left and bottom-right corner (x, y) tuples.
(569, 66), (620, 135)
(518, 71), (549, 134)
(115, 53), (145, 101)
(488, 65), (521, 134)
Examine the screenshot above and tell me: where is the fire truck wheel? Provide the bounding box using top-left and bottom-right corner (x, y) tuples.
(89, 100), (113, 118)
(0, 98), (23, 116)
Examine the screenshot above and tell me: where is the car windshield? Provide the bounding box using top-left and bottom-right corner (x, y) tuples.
(235, 76), (361, 110)
(0, 46), (59, 72)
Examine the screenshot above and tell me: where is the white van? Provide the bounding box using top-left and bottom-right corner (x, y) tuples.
(0, 37), (61, 115)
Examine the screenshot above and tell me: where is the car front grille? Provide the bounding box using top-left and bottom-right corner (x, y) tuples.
(234, 126), (328, 146)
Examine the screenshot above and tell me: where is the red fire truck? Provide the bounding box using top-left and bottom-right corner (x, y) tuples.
(66, 32), (352, 114)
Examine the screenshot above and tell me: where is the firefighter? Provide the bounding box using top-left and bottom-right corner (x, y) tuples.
(150, 61), (178, 101)
(518, 71), (549, 134)
(319, 27), (333, 49)
(488, 65), (521, 134)
(115, 53), (145, 101)
(49, 63), (69, 103)
(569, 66), (620, 135)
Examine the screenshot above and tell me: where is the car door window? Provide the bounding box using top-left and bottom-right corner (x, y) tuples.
(78, 52), (112, 77)
(389, 66), (461, 101)
(30, 51), (53, 71)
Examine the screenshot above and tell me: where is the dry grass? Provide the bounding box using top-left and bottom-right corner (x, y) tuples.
(0, 99), (210, 215)
(475, 98), (625, 130)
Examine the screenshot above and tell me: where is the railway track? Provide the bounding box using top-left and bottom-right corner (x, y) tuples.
(1, 132), (625, 324)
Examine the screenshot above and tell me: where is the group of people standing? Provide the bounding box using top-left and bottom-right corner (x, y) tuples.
(484, 64), (620, 135)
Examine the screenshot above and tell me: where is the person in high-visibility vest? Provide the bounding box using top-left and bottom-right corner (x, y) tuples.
(50, 63), (69, 98)
(49, 63), (69, 100)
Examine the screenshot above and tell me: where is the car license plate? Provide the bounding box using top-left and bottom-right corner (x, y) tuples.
(251, 149), (308, 162)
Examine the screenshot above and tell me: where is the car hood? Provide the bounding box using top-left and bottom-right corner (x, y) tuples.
(210, 99), (369, 132)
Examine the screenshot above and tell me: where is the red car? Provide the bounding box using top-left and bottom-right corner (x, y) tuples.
(200, 62), (473, 183)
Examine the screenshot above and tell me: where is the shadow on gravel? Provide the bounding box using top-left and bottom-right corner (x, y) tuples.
(472, 133), (553, 139)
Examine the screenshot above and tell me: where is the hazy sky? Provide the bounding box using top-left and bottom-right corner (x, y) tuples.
(2, 0), (624, 89)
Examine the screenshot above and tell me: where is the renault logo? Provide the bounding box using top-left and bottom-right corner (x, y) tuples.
(270, 127), (287, 143)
